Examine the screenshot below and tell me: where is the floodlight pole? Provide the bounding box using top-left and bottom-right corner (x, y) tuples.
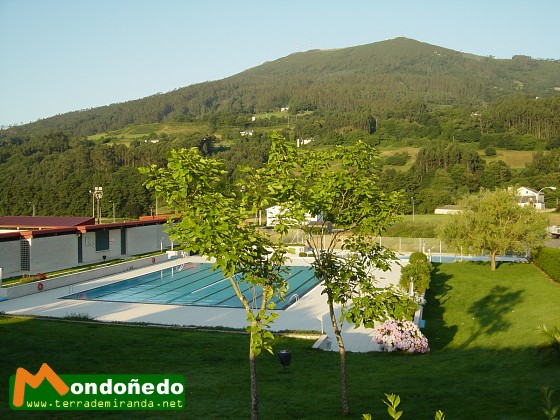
(93, 187), (103, 224)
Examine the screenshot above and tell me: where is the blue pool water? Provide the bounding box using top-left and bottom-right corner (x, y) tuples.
(61, 262), (317, 310)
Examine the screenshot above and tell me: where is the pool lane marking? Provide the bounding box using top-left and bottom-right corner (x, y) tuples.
(166, 272), (243, 304)
(190, 277), (230, 293)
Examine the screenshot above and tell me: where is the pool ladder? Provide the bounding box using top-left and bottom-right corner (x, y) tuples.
(288, 293), (299, 305)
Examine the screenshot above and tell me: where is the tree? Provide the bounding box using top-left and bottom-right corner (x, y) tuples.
(480, 160), (512, 189)
(253, 133), (417, 416)
(140, 148), (288, 420)
(437, 189), (549, 271)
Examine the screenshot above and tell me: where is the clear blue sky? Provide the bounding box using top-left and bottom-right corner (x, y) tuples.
(1, 0), (559, 127)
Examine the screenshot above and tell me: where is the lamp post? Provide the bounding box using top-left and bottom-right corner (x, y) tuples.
(411, 196), (415, 222)
(28, 202), (36, 217)
(89, 190), (95, 218)
(92, 187), (103, 224)
(537, 186), (557, 210)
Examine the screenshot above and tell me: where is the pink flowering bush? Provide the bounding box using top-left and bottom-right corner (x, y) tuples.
(374, 319), (430, 353)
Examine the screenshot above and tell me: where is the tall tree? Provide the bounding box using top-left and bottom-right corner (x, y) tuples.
(437, 188), (549, 270)
(140, 148), (288, 420)
(252, 133), (417, 416)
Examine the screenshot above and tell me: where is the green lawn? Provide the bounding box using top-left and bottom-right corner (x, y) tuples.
(1, 262), (559, 419)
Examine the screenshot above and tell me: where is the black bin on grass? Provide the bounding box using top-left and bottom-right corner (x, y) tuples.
(277, 350), (292, 372)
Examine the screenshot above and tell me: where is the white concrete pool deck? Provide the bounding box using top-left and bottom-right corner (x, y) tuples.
(0, 255), (406, 352)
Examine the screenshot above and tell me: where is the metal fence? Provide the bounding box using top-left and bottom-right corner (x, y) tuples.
(265, 229), (528, 260)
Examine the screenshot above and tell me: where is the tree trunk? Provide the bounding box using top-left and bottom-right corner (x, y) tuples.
(250, 330), (259, 420)
(328, 298), (349, 415)
(490, 250), (497, 271)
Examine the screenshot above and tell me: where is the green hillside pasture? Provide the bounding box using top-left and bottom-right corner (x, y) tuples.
(380, 146), (534, 171)
(483, 149), (535, 169)
(380, 147), (420, 171)
(253, 110), (314, 120)
(88, 122), (213, 145)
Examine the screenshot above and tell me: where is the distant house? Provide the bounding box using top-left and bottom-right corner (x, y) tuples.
(240, 130), (254, 137)
(280, 107), (290, 112)
(296, 138), (313, 147)
(266, 205), (323, 227)
(516, 186), (547, 210)
(434, 205), (463, 215)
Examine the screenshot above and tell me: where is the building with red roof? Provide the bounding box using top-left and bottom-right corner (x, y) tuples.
(0, 215), (177, 279)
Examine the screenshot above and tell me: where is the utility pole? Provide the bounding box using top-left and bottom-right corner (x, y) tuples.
(110, 200), (116, 223)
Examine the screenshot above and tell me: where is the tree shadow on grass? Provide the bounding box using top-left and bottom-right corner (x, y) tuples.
(461, 285), (524, 348)
(423, 263), (457, 351)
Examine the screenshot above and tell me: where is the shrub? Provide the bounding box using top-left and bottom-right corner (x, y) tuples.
(533, 247), (560, 283)
(484, 146), (497, 156)
(409, 252), (428, 264)
(374, 319), (430, 353)
(400, 261), (432, 293)
(383, 152), (410, 166)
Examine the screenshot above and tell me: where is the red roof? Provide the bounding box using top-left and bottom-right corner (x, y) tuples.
(0, 215), (181, 241)
(0, 216), (95, 230)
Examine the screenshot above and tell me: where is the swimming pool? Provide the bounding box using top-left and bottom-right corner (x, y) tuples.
(61, 262), (318, 310)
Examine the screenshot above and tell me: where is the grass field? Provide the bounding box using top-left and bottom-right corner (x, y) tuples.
(402, 212), (560, 229)
(87, 122), (214, 144)
(1, 262), (559, 418)
(379, 146), (535, 170)
(483, 149), (535, 169)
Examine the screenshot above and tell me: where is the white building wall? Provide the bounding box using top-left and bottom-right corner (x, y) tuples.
(29, 235), (78, 274)
(80, 229), (123, 264)
(126, 224), (171, 255)
(0, 239), (22, 278)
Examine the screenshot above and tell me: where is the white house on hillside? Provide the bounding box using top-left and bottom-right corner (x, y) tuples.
(516, 186), (554, 210)
(266, 205), (323, 227)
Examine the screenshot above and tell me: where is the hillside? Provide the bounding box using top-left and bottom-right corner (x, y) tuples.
(3, 38), (560, 138)
(0, 38), (559, 219)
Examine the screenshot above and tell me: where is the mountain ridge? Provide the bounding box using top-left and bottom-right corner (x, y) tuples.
(3, 37), (560, 137)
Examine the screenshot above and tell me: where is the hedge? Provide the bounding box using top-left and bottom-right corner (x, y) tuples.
(532, 247), (560, 283)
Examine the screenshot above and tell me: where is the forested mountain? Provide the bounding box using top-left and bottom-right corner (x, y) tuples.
(1, 37), (559, 219)
(3, 37), (560, 137)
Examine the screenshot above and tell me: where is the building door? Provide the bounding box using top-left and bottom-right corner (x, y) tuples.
(77, 234), (83, 263)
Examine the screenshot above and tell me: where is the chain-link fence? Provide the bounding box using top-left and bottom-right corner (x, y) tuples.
(264, 228), (529, 261)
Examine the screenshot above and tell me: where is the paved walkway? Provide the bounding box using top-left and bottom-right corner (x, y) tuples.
(0, 256), (406, 352)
